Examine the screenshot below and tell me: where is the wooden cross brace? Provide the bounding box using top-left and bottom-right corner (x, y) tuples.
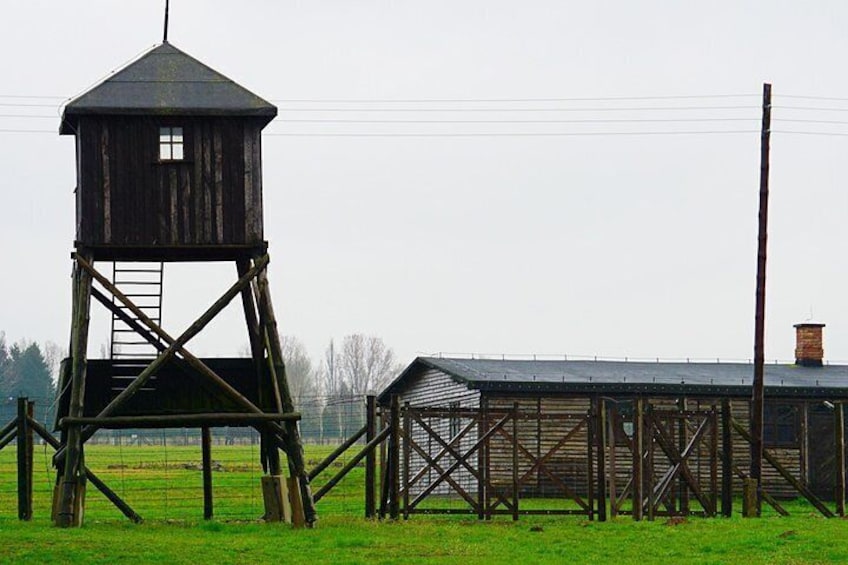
(409, 412), (512, 509)
(405, 414), (488, 511)
(55, 253), (288, 462)
(494, 422), (589, 511)
(649, 416), (712, 512)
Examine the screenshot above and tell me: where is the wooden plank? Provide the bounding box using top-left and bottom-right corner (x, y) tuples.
(192, 122), (203, 244)
(168, 167), (178, 244)
(287, 477), (305, 527)
(181, 167), (191, 244)
(262, 475), (290, 523)
(243, 123), (254, 243)
(213, 126), (224, 243)
(203, 122), (213, 242)
(101, 125), (111, 243)
(60, 413), (300, 428)
(800, 402), (809, 491)
(252, 124), (264, 241)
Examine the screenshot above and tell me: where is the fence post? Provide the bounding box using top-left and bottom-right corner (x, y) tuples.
(633, 397), (644, 521)
(608, 402), (618, 519)
(17, 397), (32, 521)
(587, 400), (595, 521)
(721, 399), (733, 517)
(595, 397), (607, 522)
(365, 395), (377, 519)
(402, 402), (411, 520)
(389, 395), (400, 519)
(202, 426), (213, 520)
(836, 401), (845, 517)
(512, 402), (519, 521)
(478, 396), (488, 520)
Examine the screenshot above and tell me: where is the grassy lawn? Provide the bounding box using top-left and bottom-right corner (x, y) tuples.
(1, 442), (847, 564)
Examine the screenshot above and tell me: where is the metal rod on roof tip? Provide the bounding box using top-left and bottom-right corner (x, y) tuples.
(163, 0), (170, 42)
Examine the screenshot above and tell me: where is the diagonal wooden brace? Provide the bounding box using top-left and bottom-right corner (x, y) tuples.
(55, 254), (279, 465)
(81, 257), (291, 460)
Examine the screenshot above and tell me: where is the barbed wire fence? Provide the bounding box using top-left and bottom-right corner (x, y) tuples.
(0, 394), (373, 521)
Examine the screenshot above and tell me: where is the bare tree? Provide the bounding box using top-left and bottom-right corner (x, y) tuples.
(280, 336), (318, 409)
(337, 334), (396, 395)
(42, 340), (63, 386)
(320, 339), (345, 398)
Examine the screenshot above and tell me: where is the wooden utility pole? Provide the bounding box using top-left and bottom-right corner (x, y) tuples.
(750, 82), (772, 517)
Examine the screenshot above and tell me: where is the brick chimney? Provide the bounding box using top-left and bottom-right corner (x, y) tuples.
(794, 322), (825, 367)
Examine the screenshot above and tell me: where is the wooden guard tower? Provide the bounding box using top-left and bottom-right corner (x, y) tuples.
(53, 41), (315, 526)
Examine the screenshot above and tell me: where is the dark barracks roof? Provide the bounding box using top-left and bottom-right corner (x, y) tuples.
(378, 356), (848, 402)
(61, 42), (277, 134)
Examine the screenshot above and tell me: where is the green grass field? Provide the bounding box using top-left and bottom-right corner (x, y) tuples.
(1, 442), (848, 564)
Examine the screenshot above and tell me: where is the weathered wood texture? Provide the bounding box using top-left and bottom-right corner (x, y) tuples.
(75, 116), (264, 248)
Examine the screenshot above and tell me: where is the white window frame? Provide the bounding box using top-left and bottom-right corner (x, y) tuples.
(159, 126), (184, 161)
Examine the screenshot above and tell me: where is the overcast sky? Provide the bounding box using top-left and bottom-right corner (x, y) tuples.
(2, 1), (848, 369)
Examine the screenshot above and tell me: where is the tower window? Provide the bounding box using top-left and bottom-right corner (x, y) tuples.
(159, 126), (184, 161)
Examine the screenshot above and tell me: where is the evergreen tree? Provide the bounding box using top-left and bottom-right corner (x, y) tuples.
(1, 341), (56, 424)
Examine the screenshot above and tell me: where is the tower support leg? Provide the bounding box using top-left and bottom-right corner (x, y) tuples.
(55, 252), (93, 527)
(254, 258), (316, 526)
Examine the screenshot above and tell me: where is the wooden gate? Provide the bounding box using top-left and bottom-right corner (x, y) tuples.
(400, 404), (596, 519)
(642, 408), (719, 518)
(608, 402), (719, 518)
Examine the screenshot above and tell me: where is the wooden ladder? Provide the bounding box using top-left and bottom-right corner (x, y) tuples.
(109, 262), (165, 392)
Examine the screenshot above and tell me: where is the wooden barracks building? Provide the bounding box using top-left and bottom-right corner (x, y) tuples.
(379, 323), (848, 516)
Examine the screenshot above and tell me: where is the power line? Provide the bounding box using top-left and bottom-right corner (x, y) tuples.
(0, 95), (66, 100)
(269, 117), (758, 125)
(265, 130), (759, 138)
(774, 105), (848, 112)
(772, 130), (848, 137)
(277, 105), (758, 113)
(271, 93), (759, 103)
(0, 114), (56, 119)
(774, 118), (848, 125)
(779, 94), (848, 102)
(0, 103), (62, 108)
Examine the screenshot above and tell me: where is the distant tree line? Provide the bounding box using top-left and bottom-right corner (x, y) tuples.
(281, 334), (404, 443)
(0, 332), (59, 426)
(0, 330), (403, 444)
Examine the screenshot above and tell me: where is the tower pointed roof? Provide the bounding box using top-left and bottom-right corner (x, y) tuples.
(60, 42), (277, 134)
